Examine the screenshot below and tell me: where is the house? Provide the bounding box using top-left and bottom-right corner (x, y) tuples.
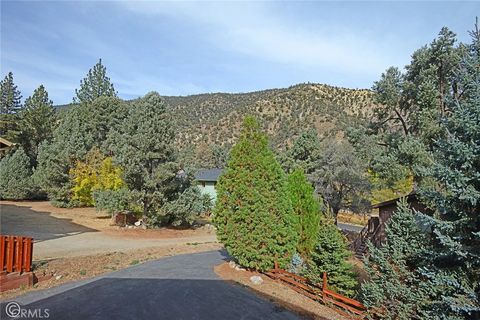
(195, 168), (223, 201)
(352, 192), (430, 257)
(0, 137), (15, 157)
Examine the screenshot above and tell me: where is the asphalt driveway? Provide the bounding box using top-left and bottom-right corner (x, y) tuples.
(0, 202), (216, 260)
(1, 250), (301, 320)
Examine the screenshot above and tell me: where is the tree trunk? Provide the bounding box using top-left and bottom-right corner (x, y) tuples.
(142, 196), (148, 221)
(333, 207), (340, 226)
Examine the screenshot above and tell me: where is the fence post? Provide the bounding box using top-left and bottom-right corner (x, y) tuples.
(0, 236), (5, 271)
(15, 236), (23, 272)
(6, 236), (14, 272)
(274, 261), (279, 272)
(24, 238), (32, 272)
(322, 272), (327, 300)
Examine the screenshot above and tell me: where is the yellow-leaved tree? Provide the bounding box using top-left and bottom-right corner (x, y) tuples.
(70, 149), (124, 206)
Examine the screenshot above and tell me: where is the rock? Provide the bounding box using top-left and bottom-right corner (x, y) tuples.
(55, 275), (63, 280)
(228, 261), (236, 268)
(250, 275), (263, 285)
(235, 265), (245, 271)
(113, 212), (137, 227)
(134, 220), (142, 226)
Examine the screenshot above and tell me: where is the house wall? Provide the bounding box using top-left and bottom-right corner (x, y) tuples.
(373, 198), (430, 247)
(197, 181), (217, 201)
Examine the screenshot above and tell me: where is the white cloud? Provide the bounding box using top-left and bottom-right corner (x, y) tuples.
(119, 2), (393, 76)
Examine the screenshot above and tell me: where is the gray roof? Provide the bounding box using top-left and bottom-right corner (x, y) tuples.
(195, 168), (223, 182)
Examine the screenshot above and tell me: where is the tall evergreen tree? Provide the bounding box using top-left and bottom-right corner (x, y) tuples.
(349, 27), (462, 186)
(287, 168), (321, 257)
(360, 23), (480, 319)
(35, 96), (126, 203)
(415, 23), (480, 318)
(213, 116), (298, 271)
(108, 92), (178, 219)
(0, 72), (23, 138)
(18, 85), (56, 164)
(73, 59), (117, 103)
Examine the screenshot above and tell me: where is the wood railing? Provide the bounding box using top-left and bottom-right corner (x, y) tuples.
(0, 235), (33, 273)
(265, 262), (366, 318)
(351, 217), (383, 256)
(351, 223), (369, 253)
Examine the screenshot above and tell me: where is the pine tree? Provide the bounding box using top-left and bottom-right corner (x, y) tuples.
(213, 116), (298, 271)
(0, 148), (35, 200)
(18, 85), (56, 164)
(287, 168), (321, 257)
(108, 92), (178, 219)
(73, 59), (117, 103)
(359, 200), (430, 318)
(281, 129), (320, 174)
(35, 96), (126, 204)
(0, 72), (23, 138)
(415, 22), (480, 318)
(349, 27), (461, 187)
(304, 220), (357, 297)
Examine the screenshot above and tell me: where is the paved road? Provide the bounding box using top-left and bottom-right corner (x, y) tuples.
(337, 223), (364, 233)
(1, 251), (301, 320)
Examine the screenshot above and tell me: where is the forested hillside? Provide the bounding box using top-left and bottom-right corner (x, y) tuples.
(164, 84), (375, 149)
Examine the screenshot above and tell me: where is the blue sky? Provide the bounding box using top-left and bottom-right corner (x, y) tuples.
(1, 1), (478, 104)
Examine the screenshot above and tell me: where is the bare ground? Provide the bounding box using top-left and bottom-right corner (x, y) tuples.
(215, 262), (348, 320)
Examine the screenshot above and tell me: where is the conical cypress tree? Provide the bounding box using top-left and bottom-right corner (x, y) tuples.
(213, 116), (298, 271)
(286, 168), (321, 257)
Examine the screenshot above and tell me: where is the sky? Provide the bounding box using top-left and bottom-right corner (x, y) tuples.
(1, 1), (478, 105)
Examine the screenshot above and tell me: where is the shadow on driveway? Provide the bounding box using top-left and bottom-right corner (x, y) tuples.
(0, 204), (97, 242)
(1, 278), (299, 320)
(0, 250), (302, 320)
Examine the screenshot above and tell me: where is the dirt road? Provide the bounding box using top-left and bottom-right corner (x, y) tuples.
(0, 201), (217, 260)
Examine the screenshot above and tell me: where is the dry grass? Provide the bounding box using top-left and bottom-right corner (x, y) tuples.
(337, 212), (369, 226)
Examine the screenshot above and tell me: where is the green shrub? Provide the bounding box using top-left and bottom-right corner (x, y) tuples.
(93, 188), (140, 215)
(213, 116), (298, 271)
(0, 148), (36, 199)
(304, 219), (357, 297)
(159, 186), (212, 227)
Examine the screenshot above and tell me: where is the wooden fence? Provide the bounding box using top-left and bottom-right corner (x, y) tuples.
(265, 262), (366, 318)
(0, 235), (33, 273)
